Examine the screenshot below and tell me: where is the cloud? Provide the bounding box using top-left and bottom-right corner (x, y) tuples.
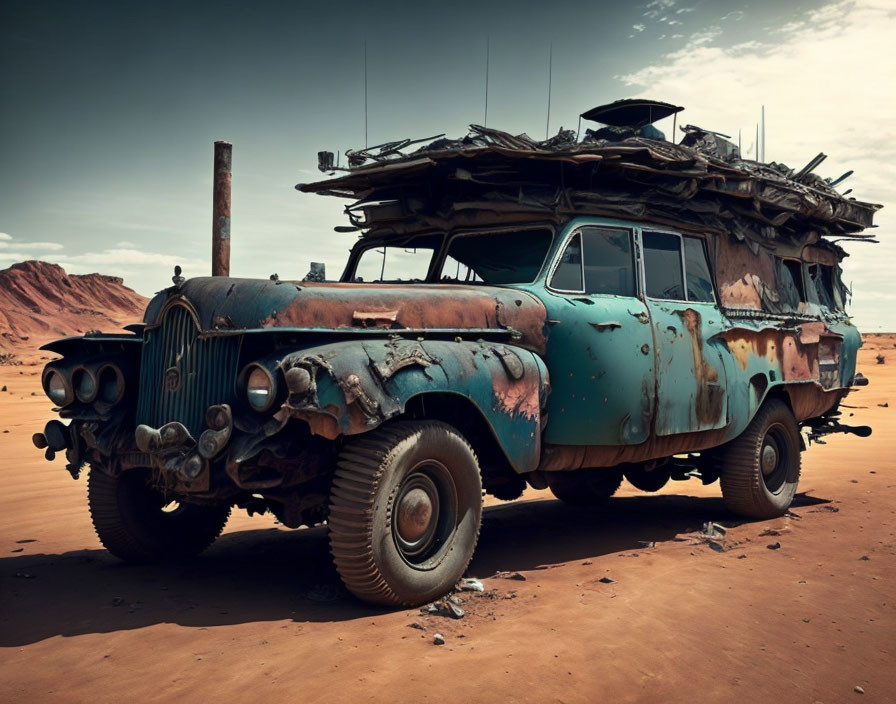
(632, 23), (646, 32)
(643, 0), (678, 22)
(0, 251), (41, 263)
(53, 248), (205, 270)
(0, 233), (64, 252)
(0, 240), (64, 251)
(619, 0), (896, 330)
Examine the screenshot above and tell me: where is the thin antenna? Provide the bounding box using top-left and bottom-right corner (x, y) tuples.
(484, 36), (490, 127)
(761, 105), (766, 162)
(364, 41), (369, 149)
(672, 111), (677, 143)
(545, 42), (553, 140)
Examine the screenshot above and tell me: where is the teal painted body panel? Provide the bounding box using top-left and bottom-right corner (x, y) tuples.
(645, 300), (728, 436)
(832, 321), (862, 384)
(277, 338), (549, 473)
(526, 289), (655, 445)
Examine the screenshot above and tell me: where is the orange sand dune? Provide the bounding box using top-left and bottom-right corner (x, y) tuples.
(0, 260), (147, 354)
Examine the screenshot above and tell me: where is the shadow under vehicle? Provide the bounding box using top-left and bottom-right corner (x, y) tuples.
(33, 99), (879, 606)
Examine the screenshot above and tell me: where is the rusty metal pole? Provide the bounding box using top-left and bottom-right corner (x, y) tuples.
(212, 141), (232, 277)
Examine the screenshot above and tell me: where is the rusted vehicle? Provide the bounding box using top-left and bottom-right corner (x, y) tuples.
(33, 99), (879, 606)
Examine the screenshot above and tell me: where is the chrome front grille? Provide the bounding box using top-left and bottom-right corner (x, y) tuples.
(136, 304), (240, 437)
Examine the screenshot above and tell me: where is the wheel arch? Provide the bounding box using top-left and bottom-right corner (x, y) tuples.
(271, 338), (550, 474)
(401, 391), (519, 483)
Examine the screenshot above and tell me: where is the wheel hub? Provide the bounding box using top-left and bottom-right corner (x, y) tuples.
(394, 473), (440, 558)
(761, 441), (779, 476)
(397, 488), (433, 543)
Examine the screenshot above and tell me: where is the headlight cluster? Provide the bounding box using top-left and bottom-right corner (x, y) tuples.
(242, 363), (278, 412)
(42, 363), (125, 408)
(44, 369), (72, 406)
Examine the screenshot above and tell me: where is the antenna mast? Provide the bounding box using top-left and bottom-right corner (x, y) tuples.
(484, 36), (490, 127)
(545, 42), (553, 140)
(761, 105), (766, 162)
(364, 41), (369, 149)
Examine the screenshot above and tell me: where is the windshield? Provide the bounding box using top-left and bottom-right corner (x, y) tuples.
(351, 234), (443, 283)
(349, 228), (553, 285)
(438, 229), (553, 284)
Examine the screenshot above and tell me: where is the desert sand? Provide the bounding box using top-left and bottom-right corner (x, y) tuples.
(1, 336), (893, 703)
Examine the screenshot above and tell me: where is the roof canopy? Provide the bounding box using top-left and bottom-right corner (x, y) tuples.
(299, 109), (880, 250)
(580, 99), (684, 127)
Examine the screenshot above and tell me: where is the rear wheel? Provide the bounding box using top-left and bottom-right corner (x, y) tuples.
(88, 468), (230, 562)
(546, 468), (623, 506)
(328, 421), (482, 606)
(718, 399), (801, 518)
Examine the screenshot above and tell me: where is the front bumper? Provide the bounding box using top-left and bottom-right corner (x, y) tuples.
(134, 403), (234, 490)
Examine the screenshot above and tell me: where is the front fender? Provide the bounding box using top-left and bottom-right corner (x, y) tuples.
(271, 338), (549, 473)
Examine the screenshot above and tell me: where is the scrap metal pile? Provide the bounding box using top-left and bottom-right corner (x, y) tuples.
(300, 100), (880, 249)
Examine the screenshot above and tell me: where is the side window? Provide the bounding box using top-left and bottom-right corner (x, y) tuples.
(683, 236), (715, 303)
(779, 258), (807, 303)
(549, 233), (583, 291)
(808, 263), (836, 309)
(643, 231), (685, 300)
(582, 227), (635, 296)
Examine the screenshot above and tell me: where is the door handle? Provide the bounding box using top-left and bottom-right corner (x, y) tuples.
(590, 321), (622, 331)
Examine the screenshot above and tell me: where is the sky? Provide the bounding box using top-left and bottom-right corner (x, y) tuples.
(1, 0), (894, 329)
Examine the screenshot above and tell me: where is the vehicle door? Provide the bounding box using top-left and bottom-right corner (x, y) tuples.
(639, 229), (728, 435)
(537, 223), (656, 446)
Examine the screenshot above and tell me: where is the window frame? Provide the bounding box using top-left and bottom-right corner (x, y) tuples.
(682, 234), (717, 304)
(638, 228), (717, 305)
(546, 225), (637, 297)
(546, 231), (586, 294)
(640, 229), (688, 302)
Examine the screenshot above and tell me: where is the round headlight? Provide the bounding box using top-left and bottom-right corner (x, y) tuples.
(246, 365), (275, 412)
(96, 364), (124, 406)
(45, 370), (71, 406)
(73, 368), (97, 403)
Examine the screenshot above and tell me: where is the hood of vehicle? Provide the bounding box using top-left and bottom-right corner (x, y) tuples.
(144, 277), (548, 352)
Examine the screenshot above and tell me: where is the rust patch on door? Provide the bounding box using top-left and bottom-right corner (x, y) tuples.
(679, 308), (724, 427)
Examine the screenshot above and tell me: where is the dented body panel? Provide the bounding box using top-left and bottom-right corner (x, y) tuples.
(272, 338), (548, 472)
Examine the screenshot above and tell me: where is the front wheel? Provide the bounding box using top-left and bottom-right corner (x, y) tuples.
(328, 421), (483, 606)
(88, 468), (230, 562)
(718, 399), (802, 518)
